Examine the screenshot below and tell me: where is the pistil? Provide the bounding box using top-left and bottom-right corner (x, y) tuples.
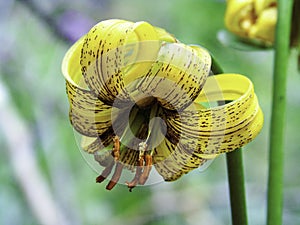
(137, 104), (163, 185)
(125, 104), (161, 191)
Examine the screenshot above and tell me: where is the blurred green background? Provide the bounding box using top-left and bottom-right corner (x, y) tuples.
(0, 0), (299, 224)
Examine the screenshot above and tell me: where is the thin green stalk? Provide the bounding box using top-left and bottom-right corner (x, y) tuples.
(211, 56), (248, 225)
(267, 1), (293, 225)
(226, 149), (248, 225)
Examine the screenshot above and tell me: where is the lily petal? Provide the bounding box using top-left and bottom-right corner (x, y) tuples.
(164, 74), (263, 156)
(62, 35), (114, 137)
(249, 7), (277, 43)
(153, 136), (207, 181)
(67, 81), (113, 137)
(225, 0), (277, 45)
(80, 20), (167, 106)
(136, 43), (211, 111)
(80, 19), (133, 105)
(225, 0), (255, 38)
(254, 0), (277, 15)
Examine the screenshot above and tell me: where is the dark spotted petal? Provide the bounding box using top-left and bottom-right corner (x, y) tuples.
(136, 43), (211, 111)
(164, 74), (263, 156)
(153, 137), (207, 181)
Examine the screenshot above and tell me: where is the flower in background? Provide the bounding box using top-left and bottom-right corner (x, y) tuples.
(225, 0), (277, 45)
(62, 19), (263, 191)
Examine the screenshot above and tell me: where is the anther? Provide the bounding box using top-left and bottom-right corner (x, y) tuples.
(138, 143), (152, 185)
(112, 136), (120, 161)
(106, 162), (124, 190)
(96, 160), (115, 183)
(139, 154), (153, 185)
(126, 142), (148, 191)
(125, 157), (144, 192)
(96, 135), (122, 190)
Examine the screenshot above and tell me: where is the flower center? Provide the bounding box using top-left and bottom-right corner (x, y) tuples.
(135, 96), (156, 108)
(96, 99), (166, 191)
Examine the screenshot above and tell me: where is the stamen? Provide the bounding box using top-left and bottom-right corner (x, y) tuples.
(96, 135), (122, 190)
(125, 157), (144, 192)
(112, 136), (120, 160)
(126, 142), (148, 191)
(139, 154), (153, 185)
(106, 162), (124, 190)
(96, 160), (115, 183)
(138, 142), (147, 154)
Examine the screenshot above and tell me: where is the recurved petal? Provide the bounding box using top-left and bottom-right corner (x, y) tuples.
(66, 81), (113, 137)
(136, 43), (211, 111)
(80, 135), (114, 167)
(164, 74), (263, 156)
(153, 26), (177, 43)
(80, 19), (163, 106)
(81, 136), (105, 154)
(62, 35), (88, 89)
(62, 34), (114, 137)
(153, 137), (207, 181)
(80, 19), (132, 105)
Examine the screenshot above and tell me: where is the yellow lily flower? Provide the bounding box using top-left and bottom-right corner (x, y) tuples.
(61, 19), (263, 191)
(225, 0), (277, 45)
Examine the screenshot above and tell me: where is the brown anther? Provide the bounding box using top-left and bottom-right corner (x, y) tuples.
(125, 157), (144, 192)
(96, 160), (115, 183)
(96, 136), (122, 190)
(106, 162), (124, 190)
(139, 154), (153, 185)
(112, 136), (120, 161)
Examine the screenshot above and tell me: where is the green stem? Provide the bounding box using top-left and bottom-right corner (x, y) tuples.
(211, 56), (248, 225)
(226, 149), (248, 225)
(267, 1), (293, 225)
